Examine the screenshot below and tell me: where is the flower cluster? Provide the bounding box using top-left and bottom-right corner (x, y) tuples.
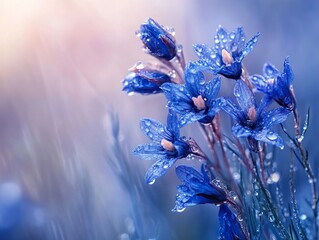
(122, 18), (315, 240)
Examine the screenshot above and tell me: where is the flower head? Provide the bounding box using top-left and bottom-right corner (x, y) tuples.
(122, 62), (171, 95)
(172, 165), (227, 212)
(137, 18), (177, 61)
(251, 57), (296, 110)
(218, 204), (246, 240)
(222, 80), (291, 149)
(134, 112), (190, 184)
(161, 62), (222, 127)
(193, 26), (259, 79)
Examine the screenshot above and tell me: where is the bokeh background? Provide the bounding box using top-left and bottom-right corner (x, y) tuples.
(0, 0), (318, 239)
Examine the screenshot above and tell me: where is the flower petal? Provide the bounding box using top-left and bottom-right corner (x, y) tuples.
(232, 123), (253, 138)
(193, 44), (222, 73)
(140, 118), (172, 142)
(176, 165), (204, 183)
(214, 26), (230, 52)
(176, 165), (226, 197)
(263, 63), (280, 78)
(283, 57), (294, 85)
(228, 27), (245, 54)
(219, 205), (245, 240)
(204, 76), (221, 102)
(221, 98), (243, 121)
(178, 111), (204, 127)
(144, 158), (178, 184)
(254, 130), (284, 149)
(133, 143), (166, 160)
(250, 74), (272, 93)
(262, 107), (291, 128)
(161, 83), (193, 113)
(234, 80), (256, 114)
(166, 111), (179, 139)
(239, 32), (259, 61)
(184, 62), (205, 96)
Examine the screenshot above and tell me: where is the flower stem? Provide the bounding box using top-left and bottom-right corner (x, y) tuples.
(293, 108), (318, 240)
(250, 152), (290, 239)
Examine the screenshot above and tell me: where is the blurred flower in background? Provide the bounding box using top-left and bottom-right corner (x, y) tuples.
(0, 0), (318, 239)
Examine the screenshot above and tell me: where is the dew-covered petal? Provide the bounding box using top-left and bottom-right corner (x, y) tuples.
(184, 62), (206, 96)
(262, 107), (291, 128)
(178, 112), (204, 127)
(263, 63), (280, 78)
(232, 123), (253, 138)
(221, 98), (243, 121)
(176, 165), (204, 183)
(144, 158), (178, 184)
(204, 98), (224, 122)
(166, 111), (180, 139)
(219, 204), (245, 240)
(234, 80), (256, 114)
(176, 165), (226, 198)
(161, 83), (193, 113)
(238, 32), (259, 62)
(133, 143), (166, 160)
(228, 27), (245, 54)
(283, 57), (294, 85)
(214, 26), (229, 51)
(254, 130), (284, 149)
(204, 76), (221, 103)
(250, 74), (272, 93)
(193, 44), (222, 73)
(140, 118), (172, 142)
(256, 96), (272, 118)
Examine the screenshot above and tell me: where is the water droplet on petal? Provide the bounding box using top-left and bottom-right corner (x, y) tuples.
(135, 30), (141, 37)
(167, 27), (176, 35)
(148, 179), (156, 185)
(176, 207), (186, 212)
(163, 161), (169, 169)
(267, 133), (278, 140)
(300, 214), (307, 221)
(211, 53), (216, 59)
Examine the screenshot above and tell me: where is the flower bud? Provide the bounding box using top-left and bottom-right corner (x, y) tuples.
(138, 18), (177, 61)
(122, 67), (171, 95)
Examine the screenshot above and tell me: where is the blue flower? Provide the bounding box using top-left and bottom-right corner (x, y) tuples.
(222, 80), (291, 149)
(193, 26), (259, 79)
(218, 204), (246, 240)
(138, 18), (177, 61)
(134, 112), (190, 184)
(122, 63), (171, 95)
(250, 58), (296, 110)
(172, 165), (227, 212)
(161, 62), (222, 127)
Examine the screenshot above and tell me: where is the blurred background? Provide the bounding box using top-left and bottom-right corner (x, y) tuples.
(0, 0), (318, 239)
